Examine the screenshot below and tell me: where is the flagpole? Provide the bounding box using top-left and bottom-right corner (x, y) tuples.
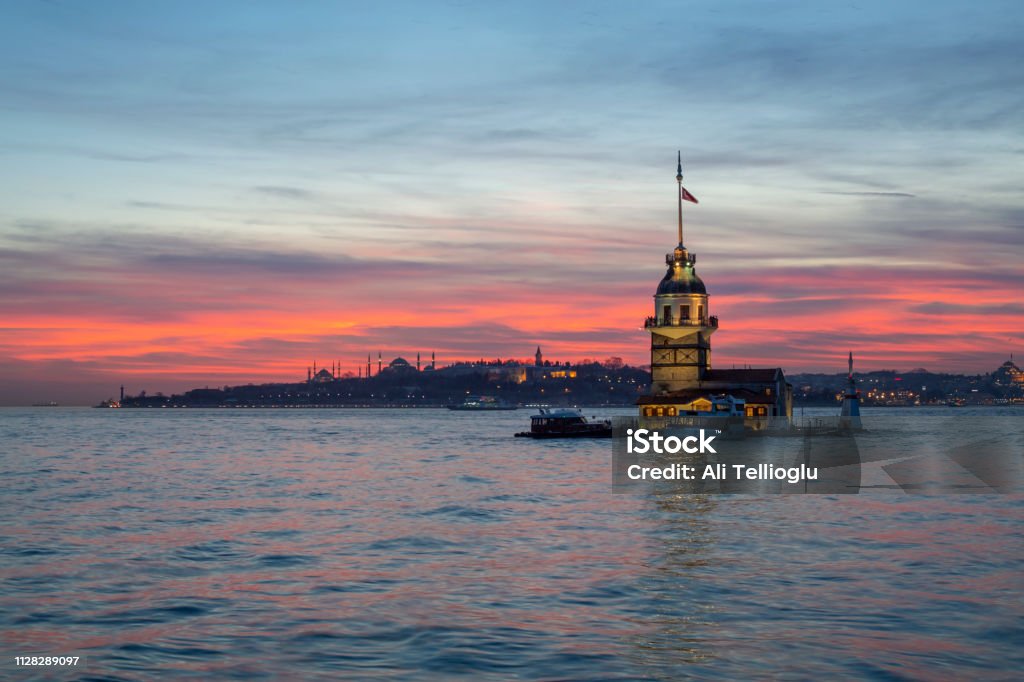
(676, 151), (684, 246)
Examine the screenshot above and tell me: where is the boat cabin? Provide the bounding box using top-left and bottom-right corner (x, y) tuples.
(530, 408), (588, 430)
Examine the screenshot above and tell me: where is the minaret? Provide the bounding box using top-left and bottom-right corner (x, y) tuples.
(535, 346), (543, 367)
(378, 351), (382, 375)
(120, 385), (124, 401)
(417, 352), (421, 371)
(432, 351), (436, 369)
(840, 351), (862, 430)
(645, 153), (716, 393)
(366, 353), (371, 378)
(307, 366), (312, 382)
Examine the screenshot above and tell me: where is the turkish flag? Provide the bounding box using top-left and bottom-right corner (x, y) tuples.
(681, 186), (698, 204)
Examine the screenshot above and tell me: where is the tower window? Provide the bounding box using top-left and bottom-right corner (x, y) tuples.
(681, 305), (690, 321)
(663, 305), (671, 324)
(698, 305), (704, 322)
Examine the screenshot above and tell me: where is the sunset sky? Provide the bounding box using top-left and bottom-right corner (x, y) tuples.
(2, 1), (1022, 404)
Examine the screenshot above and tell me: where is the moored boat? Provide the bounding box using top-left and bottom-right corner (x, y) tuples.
(515, 408), (613, 438)
(447, 395), (517, 411)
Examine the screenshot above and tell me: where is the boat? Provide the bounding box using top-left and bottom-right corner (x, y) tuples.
(31, 401), (59, 407)
(515, 408), (613, 438)
(447, 395), (518, 411)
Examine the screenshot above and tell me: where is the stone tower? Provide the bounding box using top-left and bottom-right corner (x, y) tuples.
(645, 153), (717, 393)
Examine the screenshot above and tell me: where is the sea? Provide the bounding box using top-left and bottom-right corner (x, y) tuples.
(1, 406), (1021, 681)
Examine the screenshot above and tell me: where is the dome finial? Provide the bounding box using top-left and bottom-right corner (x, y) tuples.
(676, 151), (684, 246)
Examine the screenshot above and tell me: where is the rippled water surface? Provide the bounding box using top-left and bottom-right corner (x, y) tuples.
(1, 407), (1022, 680)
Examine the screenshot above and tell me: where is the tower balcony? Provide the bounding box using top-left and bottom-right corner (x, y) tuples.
(666, 251), (696, 266)
(645, 315), (718, 329)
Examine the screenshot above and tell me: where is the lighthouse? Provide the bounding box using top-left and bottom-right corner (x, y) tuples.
(645, 152), (717, 392)
(840, 352), (862, 430)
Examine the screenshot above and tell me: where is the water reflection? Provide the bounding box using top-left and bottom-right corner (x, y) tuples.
(630, 493), (718, 676)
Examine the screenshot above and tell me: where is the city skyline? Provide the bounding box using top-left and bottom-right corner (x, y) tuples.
(2, 1), (1022, 405)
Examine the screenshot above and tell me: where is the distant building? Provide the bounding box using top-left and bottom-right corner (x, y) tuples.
(302, 348), (584, 388)
(638, 154), (792, 419)
(993, 357), (1024, 386)
(311, 368), (335, 383)
(384, 357), (417, 374)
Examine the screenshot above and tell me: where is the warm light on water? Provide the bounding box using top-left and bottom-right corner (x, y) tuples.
(1, 407), (1021, 679)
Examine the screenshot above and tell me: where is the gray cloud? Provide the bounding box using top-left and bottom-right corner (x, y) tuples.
(253, 185), (316, 200)
(910, 302), (1024, 316)
(821, 191), (916, 198)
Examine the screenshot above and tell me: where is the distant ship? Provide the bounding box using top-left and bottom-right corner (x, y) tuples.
(31, 401), (59, 407)
(515, 408), (613, 439)
(447, 395), (518, 411)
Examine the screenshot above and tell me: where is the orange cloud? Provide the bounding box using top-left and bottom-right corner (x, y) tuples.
(2, 226), (1021, 404)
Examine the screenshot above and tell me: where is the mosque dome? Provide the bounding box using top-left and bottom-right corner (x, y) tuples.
(389, 357), (411, 368)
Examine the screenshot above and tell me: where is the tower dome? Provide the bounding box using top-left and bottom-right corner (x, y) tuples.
(657, 246), (706, 295)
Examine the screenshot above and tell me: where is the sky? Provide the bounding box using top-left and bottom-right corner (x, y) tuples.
(1, 1), (1022, 405)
